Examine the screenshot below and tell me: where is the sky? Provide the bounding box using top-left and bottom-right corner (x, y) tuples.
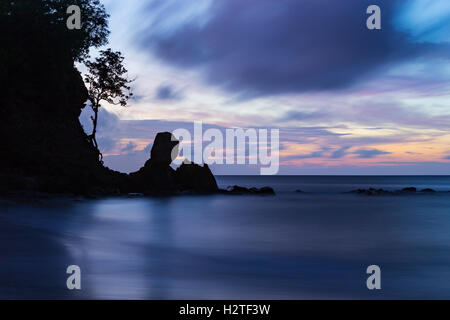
(79, 0), (450, 175)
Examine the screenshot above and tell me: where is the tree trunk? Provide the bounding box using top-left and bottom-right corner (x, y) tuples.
(90, 104), (103, 161)
(91, 104), (99, 147)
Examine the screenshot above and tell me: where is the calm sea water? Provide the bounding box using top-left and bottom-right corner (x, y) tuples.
(1, 176), (449, 299)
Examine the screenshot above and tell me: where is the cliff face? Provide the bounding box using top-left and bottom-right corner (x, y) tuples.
(0, 33), (123, 194)
(0, 43), (218, 195)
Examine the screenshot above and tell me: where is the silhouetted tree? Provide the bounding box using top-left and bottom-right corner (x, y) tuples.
(84, 49), (133, 159)
(1, 0), (109, 62)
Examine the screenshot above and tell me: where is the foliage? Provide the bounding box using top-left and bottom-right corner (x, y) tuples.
(84, 49), (133, 155)
(1, 0), (110, 62)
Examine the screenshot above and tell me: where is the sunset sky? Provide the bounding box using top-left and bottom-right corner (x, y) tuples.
(80, 0), (450, 174)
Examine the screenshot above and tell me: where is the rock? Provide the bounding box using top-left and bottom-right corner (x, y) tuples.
(0, 11), (129, 196)
(225, 185), (275, 195)
(127, 134), (179, 193)
(226, 185), (249, 194)
(295, 189), (303, 193)
(259, 186), (276, 195)
(175, 162), (218, 193)
(420, 188), (436, 193)
(400, 187), (417, 193)
(347, 188), (392, 195)
(347, 186), (444, 196)
(128, 136), (219, 194)
(150, 132), (179, 165)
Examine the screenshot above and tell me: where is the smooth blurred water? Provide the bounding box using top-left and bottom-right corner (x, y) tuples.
(1, 176), (449, 299)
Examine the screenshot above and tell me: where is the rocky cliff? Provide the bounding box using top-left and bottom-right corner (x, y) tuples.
(0, 23), (218, 196)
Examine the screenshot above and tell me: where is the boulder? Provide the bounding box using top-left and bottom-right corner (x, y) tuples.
(420, 188), (436, 193)
(175, 161), (218, 193)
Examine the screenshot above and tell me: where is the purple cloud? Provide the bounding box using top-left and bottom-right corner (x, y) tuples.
(353, 148), (391, 158)
(121, 141), (138, 153)
(155, 84), (183, 100)
(139, 0), (447, 97)
(331, 146), (352, 159)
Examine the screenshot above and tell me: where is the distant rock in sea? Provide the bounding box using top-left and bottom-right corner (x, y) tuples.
(347, 187), (440, 196)
(223, 185), (275, 196)
(346, 188), (392, 196)
(400, 187), (417, 193)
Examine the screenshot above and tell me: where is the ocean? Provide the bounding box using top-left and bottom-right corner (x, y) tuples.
(1, 176), (449, 299)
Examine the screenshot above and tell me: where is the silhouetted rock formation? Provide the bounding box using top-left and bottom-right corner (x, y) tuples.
(0, 37), (124, 195)
(349, 188), (391, 195)
(127, 133), (218, 194)
(400, 187), (417, 193)
(0, 1), (121, 196)
(347, 187), (442, 196)
(175, 162), (219, 193)
(224, 185), (275, 195)
(151, 132), (179, 166)
(127, 133), (179, 193)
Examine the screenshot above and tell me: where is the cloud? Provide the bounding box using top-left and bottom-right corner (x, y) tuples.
(121, 141), (138, 153)
(79, 106), (121, 134)
(79, 106), (122, 153)
(155, 84), (183, 100)
(282, 147), (331, 160)
(339, 101), (450, 130)
(138, 0), (448, 97)
(406, 151), (421, 155)
(395, 0), (450, 44)
(97, 136), (118, 153)
(443, 155), (450, 160)
(331, 146), (352, 159)
(279, 110), (328, 122)
(143, 143), (153, 153)
(353, 148), (391, 158)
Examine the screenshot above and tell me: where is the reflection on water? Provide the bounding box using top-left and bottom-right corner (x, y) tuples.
(1, 176), (450, 299)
